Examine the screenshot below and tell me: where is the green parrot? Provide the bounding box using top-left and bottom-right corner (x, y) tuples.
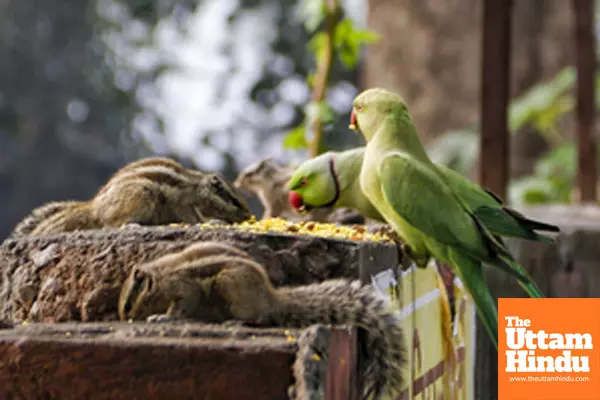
(348, 87), (537, 348)
(287, 148), (385, 222)
(287, 148), (558, 299)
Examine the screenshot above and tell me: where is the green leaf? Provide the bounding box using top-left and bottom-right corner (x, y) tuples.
(534, 143), (576, 180)
(283, 124), (308, 149)
(334, 19), (380, 47)
(333, 19), (354, 48)
(332, 19), (379, 69)
(352, 28), (380, 44)
(338, 44), (359, 69)
(508, 67), (575, 135)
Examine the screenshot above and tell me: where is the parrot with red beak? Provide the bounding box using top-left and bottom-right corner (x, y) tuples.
(346, 87), (554, 348)
(287, 148), (385, 221)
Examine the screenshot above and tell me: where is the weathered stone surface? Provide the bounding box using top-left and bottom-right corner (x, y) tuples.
(0, 225), (399, 323)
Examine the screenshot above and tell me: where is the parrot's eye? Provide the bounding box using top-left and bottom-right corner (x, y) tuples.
(301, 177), (309, 187)
(355, 103), (364, 112)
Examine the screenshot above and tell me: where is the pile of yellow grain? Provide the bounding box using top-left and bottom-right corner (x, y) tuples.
(196, 216), (394, 243)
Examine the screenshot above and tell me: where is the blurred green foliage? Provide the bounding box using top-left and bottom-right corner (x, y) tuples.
(283, 0), (379, 156)
(428, 65), (600, 206)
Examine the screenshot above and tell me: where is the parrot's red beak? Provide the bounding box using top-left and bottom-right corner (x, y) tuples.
(288, 191), (304, 210)
(349, 109), (358, 131)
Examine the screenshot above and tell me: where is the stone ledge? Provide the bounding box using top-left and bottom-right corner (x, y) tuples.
(0, 225), (399, 323)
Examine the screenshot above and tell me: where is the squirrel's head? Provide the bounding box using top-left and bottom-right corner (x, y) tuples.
(199, 174), (253, 223)
(234, 159), (293, 191)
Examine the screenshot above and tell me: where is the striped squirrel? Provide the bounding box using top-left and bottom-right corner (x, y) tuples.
(8, 157), (252, 238)
(119, 241), (406, 399)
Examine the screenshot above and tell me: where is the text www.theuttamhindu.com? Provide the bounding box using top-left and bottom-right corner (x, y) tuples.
(508, 375), (590, 383)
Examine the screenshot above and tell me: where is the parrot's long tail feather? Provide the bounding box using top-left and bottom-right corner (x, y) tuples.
(503, 257), (545, 298)
(502, 207), (560, 233)
(492, 238), (545, 298)
(518, 281), (544, 298)
(449, 250), (498, 349)
(474, 206), (557, 244)
(527, 233), (555, 245)
(490, 256), (530, 284)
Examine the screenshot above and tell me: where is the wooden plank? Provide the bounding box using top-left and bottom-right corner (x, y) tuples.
(479, 0), (513, 201)
(573, 0), (597, 202)
(0, 322), (298, 400)
(0, 321), (362, 400)
(326, 327), (359, 400)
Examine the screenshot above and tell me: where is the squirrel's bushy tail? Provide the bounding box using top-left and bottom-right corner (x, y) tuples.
(8, 201), (80, 239)
(272, 279), (405, 400)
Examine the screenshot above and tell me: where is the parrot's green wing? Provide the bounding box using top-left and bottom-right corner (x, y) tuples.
(379, 153), (495, 254)
(439, 165), (559, 241)
(378, 153), (528, 282)
(496, 206), (560, 234)
(379, 157), (502, 348)
(473, 207), (555, 244)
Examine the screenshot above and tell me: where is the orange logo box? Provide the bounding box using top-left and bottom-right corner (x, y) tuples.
(498, 298), (600, 400)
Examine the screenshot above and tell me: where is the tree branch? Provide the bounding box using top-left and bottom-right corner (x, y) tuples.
(308, 0), (340, 158)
